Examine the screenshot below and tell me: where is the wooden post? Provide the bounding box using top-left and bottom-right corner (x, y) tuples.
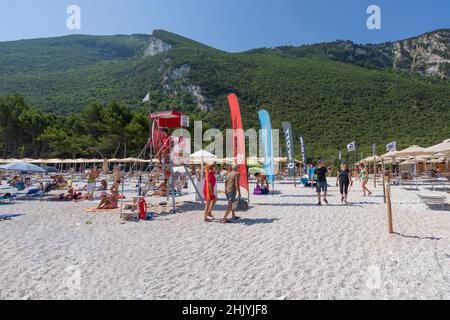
(381, 158), (386, 204)
(385, 176), (394, 234)
(373, 155), (377, 189)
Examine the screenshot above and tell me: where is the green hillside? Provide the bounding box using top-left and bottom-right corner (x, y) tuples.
(0, 30), (449, 160)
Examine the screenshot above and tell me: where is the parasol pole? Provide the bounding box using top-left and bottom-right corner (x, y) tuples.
(381, 157), (386, 203)
(373, 155), (377, 189)
(385, 175), (394, 234)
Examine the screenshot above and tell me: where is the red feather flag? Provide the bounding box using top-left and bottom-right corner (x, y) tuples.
(227, 94), (249, 192)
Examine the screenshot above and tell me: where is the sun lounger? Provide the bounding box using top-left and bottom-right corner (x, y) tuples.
(0, 194), (16, 203)
(418, 194), (449, 210)
(0, 214), (23, 221)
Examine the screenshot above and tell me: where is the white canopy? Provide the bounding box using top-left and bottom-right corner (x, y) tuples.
(426, 139), (450, 154)
(381, 150), (401, 159)
(361, 155), (382, 163)
(190, 150), (218, 164)
(395, 145), (431, 157)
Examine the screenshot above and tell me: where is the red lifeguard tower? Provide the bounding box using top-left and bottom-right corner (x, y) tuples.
(121, 109), (202, 222)
(149, 110), (189, 159)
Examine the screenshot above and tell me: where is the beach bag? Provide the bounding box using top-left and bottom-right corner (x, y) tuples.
(233, 199), (249, 212)
(253, 185), (262, 195)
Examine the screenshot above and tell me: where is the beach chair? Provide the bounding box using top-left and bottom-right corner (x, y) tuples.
(26, 188), (43, 199)
(418, 193), (449, 210)
(0, 193), (16, 204)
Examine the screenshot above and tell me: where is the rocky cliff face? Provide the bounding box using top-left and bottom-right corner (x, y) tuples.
(144, 33), (173, 56)
(274, 29), (450, 79)
(393, 29), (450, 79)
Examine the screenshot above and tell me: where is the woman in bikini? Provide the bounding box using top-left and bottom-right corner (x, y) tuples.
(96, 192), (119, 210)
(359, 163), (372, 197)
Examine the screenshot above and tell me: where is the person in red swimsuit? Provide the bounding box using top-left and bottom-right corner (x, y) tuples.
(203, 164), (217, 222)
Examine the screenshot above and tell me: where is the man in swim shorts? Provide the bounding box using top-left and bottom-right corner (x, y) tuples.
(312, 160), (333, 206)
(222, 164), (241, 223)
(86, 167), (99, 197)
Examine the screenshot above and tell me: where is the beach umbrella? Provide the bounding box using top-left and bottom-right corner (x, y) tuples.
(45, 158), (64, 164)
(396, 145), (432, 177)
(108, 158), (122, 163)
(43, 166), (59, 173)
(395, 145), (430, 157)
(247, 158), (262, 167)
(381, 150), (402, 159)
(0, 162), (46, 173)
(218, 157), (237, 164)
(190, 150), (218, 165)
(190, 150), (218, 181)
(429, 158), (445, 164)
(190, 150), (217, 162)
(248, 167), (266, 175)
(29, 159), (45, 164)
(425, 139), (450, 154)
(2, 158), (21, 164)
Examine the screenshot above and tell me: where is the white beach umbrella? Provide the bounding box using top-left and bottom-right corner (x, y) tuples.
(425, 139), (450, 154)
(28, 159), (45, 164)
(190, 150), (218, 181)
(396, 146), (433, 183)
(190, 150), (218, 164)
(381, 150), (401, 159)
(395, 145), (431, 157)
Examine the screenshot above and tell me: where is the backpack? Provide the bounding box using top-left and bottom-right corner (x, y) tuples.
(233, 198), (249, 212)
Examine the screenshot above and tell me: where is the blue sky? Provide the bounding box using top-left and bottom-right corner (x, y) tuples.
(1, 0), (449, 52)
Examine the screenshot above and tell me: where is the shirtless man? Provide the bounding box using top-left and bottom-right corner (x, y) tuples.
(110, 165), (122, 194)
(86, 167), (100, 197)
(222, 164), (242, 223)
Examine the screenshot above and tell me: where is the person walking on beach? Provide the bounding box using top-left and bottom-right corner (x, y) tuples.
(336, 162), (352, 204)
(312, 160), (333, 206)
(222, 164), (241, 224)
(86, 167), (99, 198)
(359, 163), (372, 197)
(203, 164), (217, 222)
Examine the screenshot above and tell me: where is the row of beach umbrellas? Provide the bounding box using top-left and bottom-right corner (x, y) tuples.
(356, 140), (450, 181)
(0, 158), (156, 164)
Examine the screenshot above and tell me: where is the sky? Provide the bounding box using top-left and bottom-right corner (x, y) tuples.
(0, 0), (449, 52)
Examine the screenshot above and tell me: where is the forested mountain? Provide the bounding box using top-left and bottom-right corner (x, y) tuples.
(0, 30), (449, 160)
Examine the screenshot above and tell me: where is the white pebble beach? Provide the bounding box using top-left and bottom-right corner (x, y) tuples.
(1, 180), (449, 300)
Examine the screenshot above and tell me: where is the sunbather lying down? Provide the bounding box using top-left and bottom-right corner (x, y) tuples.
(49, 188), (82, 201)
(87, 192), (119, 212)
(150, 180), (168, 197)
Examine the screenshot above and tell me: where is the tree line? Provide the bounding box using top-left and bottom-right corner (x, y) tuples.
(0, 95), (150, 159)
